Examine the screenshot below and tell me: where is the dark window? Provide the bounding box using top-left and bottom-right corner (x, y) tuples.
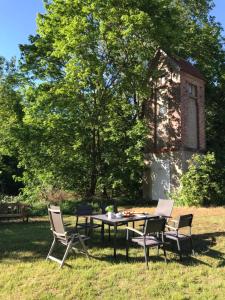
(185, 83), (199, 149)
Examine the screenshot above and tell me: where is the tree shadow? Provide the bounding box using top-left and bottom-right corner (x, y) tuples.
(192, 231), (225, 266)
(0, 219), (51, 262)
(1, 220), (225, 268)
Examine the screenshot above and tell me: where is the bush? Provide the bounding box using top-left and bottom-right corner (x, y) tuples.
(172, 152), (225, 206)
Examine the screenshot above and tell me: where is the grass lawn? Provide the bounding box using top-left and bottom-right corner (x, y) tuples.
(1, 206), (225, 300)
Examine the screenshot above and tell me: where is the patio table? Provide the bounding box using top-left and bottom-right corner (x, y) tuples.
(90, 213), (157, 258)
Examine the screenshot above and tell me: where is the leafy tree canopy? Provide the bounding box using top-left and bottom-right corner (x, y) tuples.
(1, 0), (225, 201)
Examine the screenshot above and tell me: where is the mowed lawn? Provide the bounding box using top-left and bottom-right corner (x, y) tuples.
(1, 207), (225, 300)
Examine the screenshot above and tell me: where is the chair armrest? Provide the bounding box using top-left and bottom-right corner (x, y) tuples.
(64, 222), (72, 227)
(168, 219), (178, 223)
(167, 218), (178, 226)
(165, 224), (177, 231)
(126, 227), (144, 236)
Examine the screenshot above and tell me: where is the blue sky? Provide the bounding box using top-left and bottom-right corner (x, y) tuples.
(0, 0), (45, 60)
(0, 0), (224, 61)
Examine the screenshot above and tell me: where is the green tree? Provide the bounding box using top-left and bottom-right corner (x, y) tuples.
(173, 153), (224, 206)
(1, 0), (224, 201)
(0, 57), (24, 195)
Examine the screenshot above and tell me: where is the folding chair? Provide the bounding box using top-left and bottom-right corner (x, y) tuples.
(47, 206), (89, 268)
(126, 217), (167, 269)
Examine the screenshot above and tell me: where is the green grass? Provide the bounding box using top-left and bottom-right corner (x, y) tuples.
(1, 207), (225, 299)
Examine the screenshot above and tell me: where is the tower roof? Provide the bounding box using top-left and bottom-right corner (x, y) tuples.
(173, 57), (205, 81)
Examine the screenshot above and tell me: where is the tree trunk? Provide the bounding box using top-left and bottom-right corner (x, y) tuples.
(86, 127), (98, 200)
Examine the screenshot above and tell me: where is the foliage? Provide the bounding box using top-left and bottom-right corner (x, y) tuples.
(206, 60), (225, 172)
(105, 205), (114, 213)
(173, 153), (224, 206)
(17, 0), (224, 200)
(0, 155), (23, 195)
(0, 57), (25, 196)
(1, 1), (225, 203)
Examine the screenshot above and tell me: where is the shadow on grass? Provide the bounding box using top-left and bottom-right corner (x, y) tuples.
(0, 219), (51, 261)
(0, 219), (225, 268)
(192, 231), (225, 267)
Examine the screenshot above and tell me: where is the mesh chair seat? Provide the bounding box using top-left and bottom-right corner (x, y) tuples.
(165, 231), (191, 240)
(76, 222), (100, 229)
(132, 236), (163, 247)
(68, 233), (89, 241)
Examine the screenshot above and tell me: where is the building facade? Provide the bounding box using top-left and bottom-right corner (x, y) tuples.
(143, 51), (206, 200)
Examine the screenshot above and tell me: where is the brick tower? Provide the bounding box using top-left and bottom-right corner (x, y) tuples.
(143, 50), (206, 200)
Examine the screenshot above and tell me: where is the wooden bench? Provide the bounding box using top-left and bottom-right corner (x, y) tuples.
(0, 202), (30, 222)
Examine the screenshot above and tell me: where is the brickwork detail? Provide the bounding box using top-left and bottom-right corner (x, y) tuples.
(143, 50), (206, 200)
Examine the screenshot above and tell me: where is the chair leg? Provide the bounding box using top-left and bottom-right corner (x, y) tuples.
(162, 245), (167, 263)
(147, 247), (149, 258)
(88, 218), (93, 237)
(71, 247), (78, 255)
(46, 238), (56, 260)
(190, 237), (195, 255)
(157, 245), (160, 256)
(78, 235), (90, 259)
(60, 242), (72, 268)
(144, 245), (149, 269)
(176, 239), (182, 260)
(126, 242), (129, 261)
(126, 229), (129, 261)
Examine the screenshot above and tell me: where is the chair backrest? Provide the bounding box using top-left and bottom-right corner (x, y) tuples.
(75, 203), (93, 216)
(144, 218), (166, 235)
(48, 206), (66, 238)
(154, 199), (174, 218)
(176, 214), (193, 229)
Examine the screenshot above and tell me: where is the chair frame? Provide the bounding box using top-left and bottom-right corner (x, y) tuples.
(154, 199), (174, 218)
(126, 217), (167, 269)
(47, 206), (89, 268)
(139, 199), (174, 231)
(165, 214), (194, 259)
(75, 203), (101, 236)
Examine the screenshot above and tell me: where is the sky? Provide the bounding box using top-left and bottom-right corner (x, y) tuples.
(0, 0), (224, 61)
(0, 0), (45, 60)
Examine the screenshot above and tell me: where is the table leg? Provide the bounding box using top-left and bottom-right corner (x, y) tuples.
(108, 224), (111, 241)
(85, 217), (88, 236)
(132, 221), (135, 237)
(114, 224), (117, 258)
(101, 222), (105, 241)
(89, 217), (93, 237)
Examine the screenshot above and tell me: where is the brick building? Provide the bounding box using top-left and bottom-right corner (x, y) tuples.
(143, 50), (206, 200)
